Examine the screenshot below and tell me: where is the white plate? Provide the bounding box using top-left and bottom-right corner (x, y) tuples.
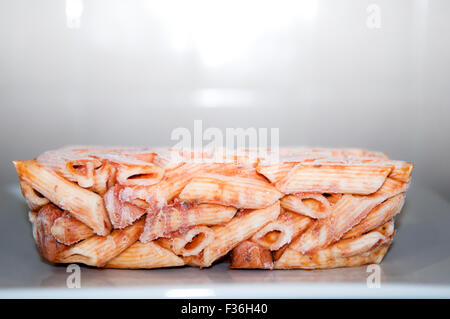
(1, 183), (450, 298)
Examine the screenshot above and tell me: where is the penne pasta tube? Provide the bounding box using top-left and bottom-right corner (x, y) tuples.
(376, 177), (409, 196)
(272, 243), (289, 261)
(96, 154), (164, 186)
(275, 163), (393, 195)
(324, 220), (394, 259)
(195, 201), (280, 267)
(140, 203), (237, 242)
(325, 193), (343, 205)
(211, 163), (268, 181)
(14, 160), (112, 235)
(230, 241), (273, 269)
(388, 160), (414, 182)
(155, 163), (217, 201)
(217, 149), (262, 166)
(91, 162), (115, 195)
(275, 147), (387, 160)
(115, 162), (164, 186)
(104, 185), (146, 229)
(120, 151), (156, 163)
(19, 180), (50, 211)
(124, 162), (215, 208)
(343, 194), (405, 239)
(179, 174), (283, 209)
(37, 150), (103, 188)
(106, 241), (185, 269)
(57, 218), (145, 267)
(255, 162), (297, 183)
(289, 178), (407, 254)
(151, 148), (184, 170)
(252, 210), (312, 250)
(157, 226), (214, 257)
(32, 204), (67, 262)
(274, 244), (390, 269)
(51, 213), (95, 245)
(280, 193), (331, 219)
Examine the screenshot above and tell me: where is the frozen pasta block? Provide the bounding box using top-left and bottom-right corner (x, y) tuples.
(13, 146), (413, 269)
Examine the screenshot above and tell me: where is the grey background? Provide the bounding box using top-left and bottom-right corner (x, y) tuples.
(1, 0), (449, 201)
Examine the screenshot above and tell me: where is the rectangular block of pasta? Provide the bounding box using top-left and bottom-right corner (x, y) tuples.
(14, 146), (413, 269)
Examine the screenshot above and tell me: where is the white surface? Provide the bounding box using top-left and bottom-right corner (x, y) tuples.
(3, 284), (450, 299)
(1, 183), (450, 298)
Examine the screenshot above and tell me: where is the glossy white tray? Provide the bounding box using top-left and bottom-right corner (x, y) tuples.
(1, 183), (449, 298)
